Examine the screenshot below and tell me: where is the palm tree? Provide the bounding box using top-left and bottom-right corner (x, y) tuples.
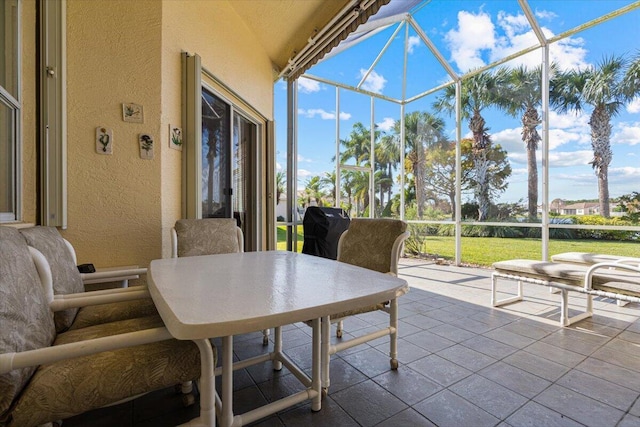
(434, 70), (504, 220)
(375, 133), (401, 215)
(393, 111), (446, 219)
(351, 171), (370, 216)
(496, 65), (542, 221)
(319, 171), (338, 205)
(339, 122), (372, 166)
(275, 171), (286, 206)
(551, 54), (640, 217)
(302, 176), (326, 206)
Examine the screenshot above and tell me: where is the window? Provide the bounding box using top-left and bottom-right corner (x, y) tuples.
(0, 0), (19, 222)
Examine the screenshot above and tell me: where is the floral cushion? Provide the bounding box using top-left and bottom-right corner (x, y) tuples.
(69, 298), (158, 330)
(0, 227), (56, 422)
(338, 218), (407, 274)
(175, 218), (240, 257)
(20, 226), (84, 332)
(9, 316), (212, 426)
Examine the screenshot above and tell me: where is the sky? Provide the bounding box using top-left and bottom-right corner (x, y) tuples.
(274, 0), (640, 206)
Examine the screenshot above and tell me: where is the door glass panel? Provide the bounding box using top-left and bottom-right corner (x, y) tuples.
(232, 114), (255, 232)
(201, 88), (230, 218)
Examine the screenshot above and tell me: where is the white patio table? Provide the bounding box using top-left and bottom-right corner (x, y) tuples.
(148, 250), (408, 427)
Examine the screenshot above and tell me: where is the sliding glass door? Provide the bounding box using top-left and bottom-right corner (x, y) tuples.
(200, 86), (258, 248)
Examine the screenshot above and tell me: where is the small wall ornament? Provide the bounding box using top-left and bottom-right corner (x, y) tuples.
(169, 125), (183, 151)
(122, 102), (144, 123)
(96, 127), (113, 154)
(139, 133), (154, 160)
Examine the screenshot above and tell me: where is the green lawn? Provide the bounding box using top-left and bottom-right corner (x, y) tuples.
(276, 226), (303, 252)
(277, 226), (640, 267)
(421, 236), (640, 266)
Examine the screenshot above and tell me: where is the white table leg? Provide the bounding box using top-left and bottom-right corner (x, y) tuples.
(390, 298), (399, 369)
(221, 336), (233, 427)
(186, 339), (216, 427)
(321, 315), (330, 392)
(273, 326), (283, 371)
(311, 318), (321, 411)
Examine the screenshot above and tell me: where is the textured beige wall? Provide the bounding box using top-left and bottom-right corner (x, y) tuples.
(20, 0), (37, 224)
(17, 0), (273, 268)
(17, 0), (273, 266)
(62, 0), (163, 267)
(158, 0), (274, 257)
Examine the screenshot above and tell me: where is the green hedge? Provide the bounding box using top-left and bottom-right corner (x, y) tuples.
(406, 215), (638, 254)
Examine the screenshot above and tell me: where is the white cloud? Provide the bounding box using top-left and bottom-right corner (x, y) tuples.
(534, 10), (558, 21)
(276, 162), (282, 171)
(493, 127), (525, 153)
(497, 11), (530, 39)
(610, 166), (640, 180)
(627, 97), (640, 114)
(408, 36), (421, 54)
(298, 108), (351, 120)
(612, 122), (640, 146)
(297, 169), (313, 178)
(445, 9), (588, 73)
(548, 150), (593, 167)
(377, 117), (396, 132)
(549, 36), (589, 71)
(548, 128), (591, 150)
(549, 110), (590, 130)
(297, 77), (321, 94)
(297, 155), (313, 163)
(445, 10), (497, 71)
(359, 69), (387, 94)
(551, 172), (595, 186)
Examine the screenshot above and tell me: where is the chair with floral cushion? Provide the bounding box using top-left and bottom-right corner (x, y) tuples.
(19, 226), (158, 332)
(171, 218), (269, 345)
(0, 226), (214, 426)
(319, 218), (409, 394)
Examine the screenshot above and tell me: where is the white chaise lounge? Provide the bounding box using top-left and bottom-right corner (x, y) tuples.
(492, 259), (640, 326)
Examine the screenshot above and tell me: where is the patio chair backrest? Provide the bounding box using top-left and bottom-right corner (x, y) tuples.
(20, 226), (85, 332)
(0, 227), (56, 420)
(337, 218), (408, 275)
(173, 218), (243, 257)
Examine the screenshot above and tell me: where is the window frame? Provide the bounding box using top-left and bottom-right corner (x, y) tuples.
(0, 0), (20, 223)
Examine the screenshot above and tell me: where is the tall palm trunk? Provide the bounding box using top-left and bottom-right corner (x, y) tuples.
(589, 105), (613, 218)
(470, 109), (491, 221)
(522, 106), (541, 220)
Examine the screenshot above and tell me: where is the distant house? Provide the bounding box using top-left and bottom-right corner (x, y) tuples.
(549, 199), (622, 216)
(558, 202), (600, 216)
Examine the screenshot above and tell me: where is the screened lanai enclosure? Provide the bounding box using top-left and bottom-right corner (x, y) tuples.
(275, 0), (640, 265)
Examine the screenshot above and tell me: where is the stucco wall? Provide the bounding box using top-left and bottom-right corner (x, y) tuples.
(62, 0), (163, 267)
(158, 0), (274, 257)
(17, 0), (273, 269)
(20, 0), (37, 224)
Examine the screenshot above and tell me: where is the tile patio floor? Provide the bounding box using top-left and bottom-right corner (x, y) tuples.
(66, 258), (640, 426)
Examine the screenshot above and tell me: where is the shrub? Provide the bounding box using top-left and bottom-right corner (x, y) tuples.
(573, 215), (638, 241)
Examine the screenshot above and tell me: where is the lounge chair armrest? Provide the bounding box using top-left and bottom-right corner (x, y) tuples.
(615, 258), (640, 267)
(584, 262), (640, 290)
(0, 327), (172, 375)
(81, 266), (147, 285)
(50, 287), (151, 311)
